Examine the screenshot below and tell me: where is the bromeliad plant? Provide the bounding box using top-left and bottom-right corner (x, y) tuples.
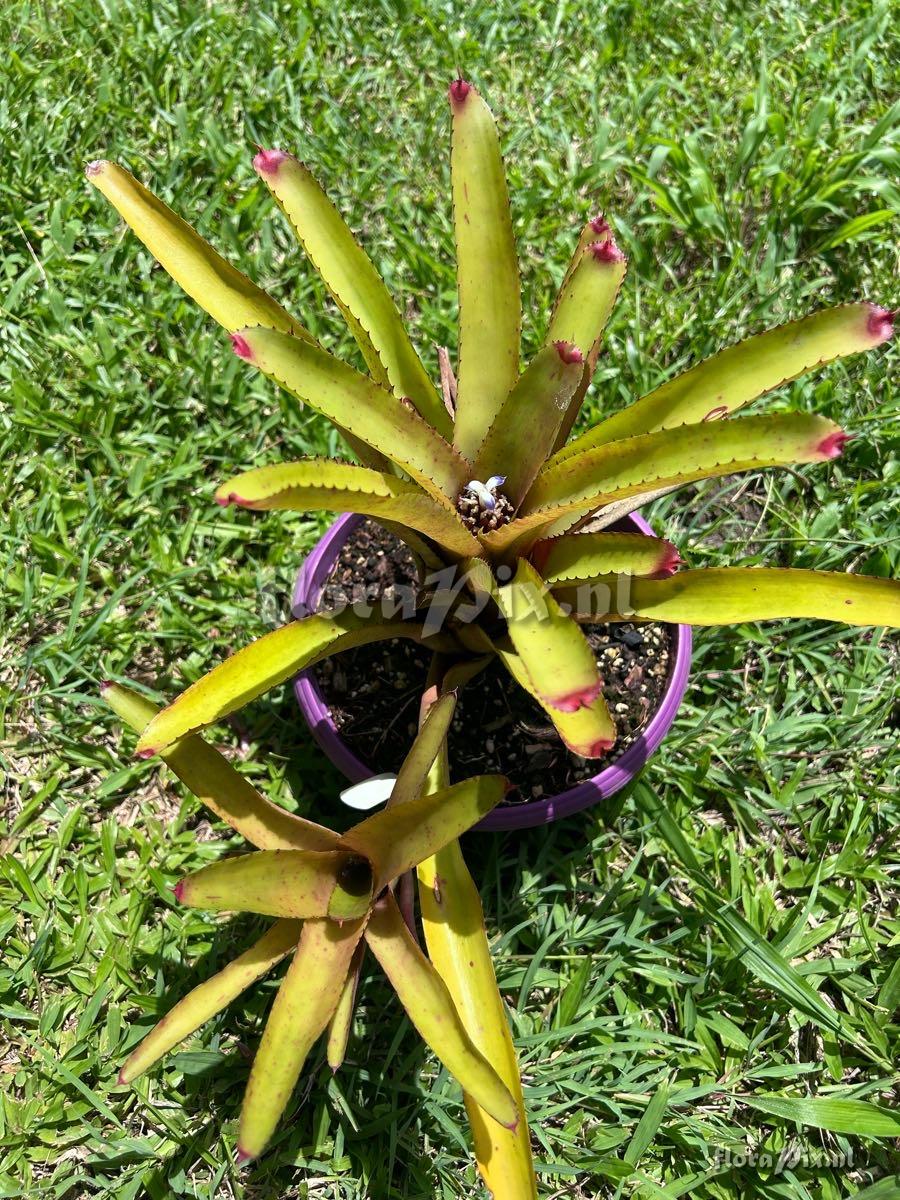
(103, 682), (533, 1183)
(90, 80), (898, 1191)
(88, 79), (899, 768)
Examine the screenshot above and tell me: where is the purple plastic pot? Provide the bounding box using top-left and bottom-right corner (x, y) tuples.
(293, 512), (692, 831)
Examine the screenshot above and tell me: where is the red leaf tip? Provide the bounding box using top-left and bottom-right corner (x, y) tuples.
(866, 305), (895, 343)
(589, 214), (610, 236)
(553, 340), (583, 365)
(654, 541), (683, 578)
(236, 1146), (254, 1166)
(136, 746), (156, 760)
(449, 78), (472, 105)
(172, 880), (185, 903)
(590, 237), (625, 264)
(230, 333), (253, 360)
(99, 680), (116, 694)
(116, 1068), (128, 1086)
(585, 737), (615, 757)
(253, 148), (289, 176)
(817, 430), (853, 460)
(85, 159), (108, 179)
(552, 681), (602, 713)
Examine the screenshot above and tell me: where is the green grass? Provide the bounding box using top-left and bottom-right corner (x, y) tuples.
(2, 0), (899, 1196)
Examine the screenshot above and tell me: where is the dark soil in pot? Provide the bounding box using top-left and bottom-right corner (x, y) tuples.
(310, 519), (674, 806)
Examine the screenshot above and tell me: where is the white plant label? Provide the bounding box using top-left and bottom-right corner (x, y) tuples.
(339, 773), (397, 811)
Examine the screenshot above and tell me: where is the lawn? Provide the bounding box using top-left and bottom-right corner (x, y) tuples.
(2, 0), (899, 1196)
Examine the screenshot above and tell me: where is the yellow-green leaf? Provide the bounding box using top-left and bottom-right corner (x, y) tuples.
(533, 531), (681, 585)
(417, 850), (536, 1197)
(326, 941), (364, 1072)
(174, 849), (373, 920)
(556, 302), (894, 459)
(485, 412), (846, 556)
(365, 894), (519, 1130)
(497, 559), (605, 715)
(238, 916), (367, 1161)
(497, 643), (615, 758)
(101, 682), (335, 851)
(415, 691), (537, 1198)
(472, 342), (586, 506)
(339, 775), (509, 891)
(388, 691), (458, 810)
(118, 920), (301, 1084)
(86, 160), (308, 338)
(449, 81), (521, 462)
(546, 238), (626, 358)
(136, 614), (452, 754)
(216, 459), (479, 557)
(233, 326), (469, 504)
(557, 567), (900, 628)
(253, 150), (450, 436)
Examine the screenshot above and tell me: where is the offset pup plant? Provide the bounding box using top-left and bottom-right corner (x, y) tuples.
(89, 78), (898, 1191)
(103, 682), (532, 1179)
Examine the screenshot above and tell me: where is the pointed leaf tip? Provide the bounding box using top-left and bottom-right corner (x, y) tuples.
(136, 745), (155, 759)
(230, 333), (253, 359)
(116, 1068), (128, 1086)
(99, 680), (115, 693)
(449, 77), (472, 104)
(817, 430), (852, 459)
(172, 880), (186, 903)
(586, 737), (615, 756)
(253, 148), (290, 176)
(85, 159), (107, 179)
(656, 543), (684, 577)
(589, 213), (610, 235)
(236, 1146), (253, 1166)
(590, 238), (625, 264)
(866, 305), (895, 342)
(553, 340), (583, 365)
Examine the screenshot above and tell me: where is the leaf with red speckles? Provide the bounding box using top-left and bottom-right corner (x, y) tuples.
(554, 303), (893, 460)
(118, 920), (301, 1085)
(326, 941), (365, 1072)
(86, 160), (310, 339)
(339, 775), (509, 891)
(238, 916), (368, 1162)
(174, 848), (373, 920)
(365, 894), (519, 1130)
(253, 151), (449, 437)
(215, 459), (479, 557)
(449, 81), (521, 462)
(471, 342), (586, 505)
(557, 567), (900, 629)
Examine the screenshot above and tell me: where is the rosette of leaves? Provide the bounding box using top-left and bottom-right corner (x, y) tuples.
(103, 682), (532, 1178)
(88, 79), (898, 765)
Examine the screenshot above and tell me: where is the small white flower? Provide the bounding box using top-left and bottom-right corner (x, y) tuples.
(464, 476), (507, 511)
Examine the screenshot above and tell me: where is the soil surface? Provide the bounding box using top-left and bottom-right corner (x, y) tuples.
(309, 520), (674, 806)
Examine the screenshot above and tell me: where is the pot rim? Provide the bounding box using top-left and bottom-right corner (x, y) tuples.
(293, 513), (692, 830)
